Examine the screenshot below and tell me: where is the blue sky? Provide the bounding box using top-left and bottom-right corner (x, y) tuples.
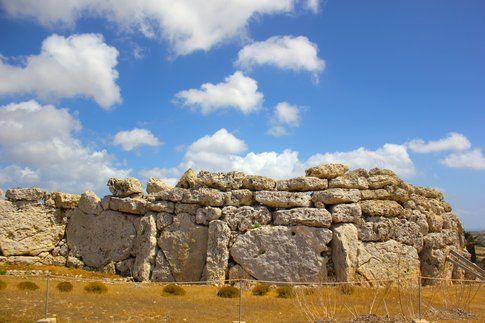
(0, 0), (483, 229)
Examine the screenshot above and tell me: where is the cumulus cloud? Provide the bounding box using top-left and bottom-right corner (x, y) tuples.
(113, 128), (161, 151)
(140, 129), (416, 183)
(441, 149), (485, 170)
(0, 100), (129, 193)
(138, 167), (179, 186)
(0, 0), (317, 55)
(0, 34), (121, 109)
(175, 72), (263, 114)
(236, 35), (325, 79)
(307, 144), (416, 177)
(267, 102), (301, 137)
(406, 132), (471, 153)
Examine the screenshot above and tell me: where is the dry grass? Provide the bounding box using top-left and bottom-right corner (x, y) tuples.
(0, 263), (120, 279)
(0, 275), (483, 322)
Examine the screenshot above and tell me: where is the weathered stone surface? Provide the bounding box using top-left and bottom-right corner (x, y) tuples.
(360, 200), (403, 217)
(132, 213), (157, 281)
(157, 213), (208, 281)
(197, 171), (245, 191)
(0, 201), (65, 256)
(205, 220), (231, 284)
(224, 189), (254, 206)
(107, 178), (143, 197)
(414, 186), (443, 200)
(151, 250), (174, 282)
(146, 177), (173, 194)
(276, 177), (328, 191)
(332, 224), (358, 282)
(116, 258), (135, 276)
(273, 208), (332, 228)
(148, 188), (186, 202)
(195, 207), (222, 225)
(242, 175), (276, 191)
(155, 212), (174, 230)
(329, 203), (362, 223)
(40, 254), (67, 266)
(254, 191), (312, 208)
(425, 212), (444, 233)
(305, 163), (349, 179)
(230, 226), (332, 282)
(147, 200), (175, 213)
(222, 206), (271, 232)
(312, 188), (361, 205)
(176, 168), (198, 189)
(78, 191), (102, 215)
(47, 192), (81, 209)
(181, 188), (224, 206)
(367, 175), (399, 189)
(109, 197), (147, 215)
(368, 168), (396, 177)
(5, 187), (45, 202)
(66, 209), (139, 268)
(329, 170), (369, 189)
(356, 240), (420, 284)
(0, 255), (42, 265)
(174, 203), (199, 215)
(360, 189), (391, 200)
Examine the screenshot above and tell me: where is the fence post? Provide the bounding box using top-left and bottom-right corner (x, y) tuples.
(238, 279), (242, 322)
(44, 272), (50, 319)
(418, 276), (422, 320)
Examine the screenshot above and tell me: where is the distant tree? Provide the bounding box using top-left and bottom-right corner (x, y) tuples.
(464, 231), (477, 263)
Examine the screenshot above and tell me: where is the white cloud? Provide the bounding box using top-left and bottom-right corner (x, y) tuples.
(236, 35), (325, 78)
(0, 33), (121, 108)
(175, 72), (263, 114)
(267, 102), (301, 137)
(305, 0), (320, 12)
(113, 128), (161, 151)
(307, 144), (416, 177)
(138, 167), (179, 186)
(406, 132), (471, 153)
(0, 0), (317, 55)
(0, 100), (129, 193)
(441, 149), (485, 170)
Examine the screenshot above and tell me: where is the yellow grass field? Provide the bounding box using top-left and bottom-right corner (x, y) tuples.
(0, 265), (484, 322)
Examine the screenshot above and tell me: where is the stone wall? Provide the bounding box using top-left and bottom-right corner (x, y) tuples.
(0, 164), (468, 285)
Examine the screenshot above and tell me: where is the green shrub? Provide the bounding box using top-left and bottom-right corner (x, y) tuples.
(56, 281), (73, 292)
(276, 285), (294, 298)
(340, 283), (354, 295)
(84, 281), (108, 294)
(0, 279), (6, 290)
(217, 285), (240, 298)
(0, 268), (6, 275)
(17, 281), (39, 291)
(163, 284), (186, 296)
(251, 283), (270, 296)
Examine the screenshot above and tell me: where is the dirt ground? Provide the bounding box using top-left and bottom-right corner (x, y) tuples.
(0, 266), (484, 322)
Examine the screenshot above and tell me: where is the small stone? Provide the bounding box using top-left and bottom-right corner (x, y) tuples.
(222, 206), (271, 232)
(181, 188), (225, 206)
(329, 203), (362, 223)
(360, 200), (403, 217)
(224, 189), (254, 206)
(305, 164), (349, 179)
(147, 200), (175, 213)
(312, 188), (361, 205)
(146, 177), (173, 194)
(78, 191), (102, 215)
(155, 212), (174, 230)
(254, 191), (312, 208)
(49, 192), (81, 209)
(242, 175), (276, 191)
(276, 177), (328, 191)
(109, 197), (147, 215)
(360, 189), (391, 200)
(195, 207), (222, 225)
(329, 170), (369, 190)
(273, 208), (332, 228)
(176, 168), (198, 189)
(107, 178), (143, 197)
(367, 175), (398, 189)
(148, 188), (186, 202)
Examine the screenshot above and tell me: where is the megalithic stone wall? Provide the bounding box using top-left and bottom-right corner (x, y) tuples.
(0, 164), (469, 285)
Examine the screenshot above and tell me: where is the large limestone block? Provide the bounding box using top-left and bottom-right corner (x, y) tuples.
(332, 224), (358, 282)
(109, 197), (147, 215)
(197, 171), (245, 191)
(66, 209), (140, 268)
(356, 240), (420, 284)
(222, 206), (271, 232)
(224, 189), (254, 206)
(195, 206), (222, 225)
(312, 188), (361, 205)
(329, 170), (369, 190)
(146, 177), (173, 194)
(276, 177), (328, 191)
(254, 191), (312, 208)
(151, 250), (175, 282)
(230, 226), (333, 282)
(273, 208), (332, 228)
(147, 200), (175, 213)
(107, 178), (143, 197)
(329, 203), (362, 223)
(157, 213), (208, 281)
(5, 187), (45, 202)
(148, 188), (186, 202)
(367, 175), (399, 189)
(414, 186), (444, 200)
(360, 200), (403, 217)
(0, 201), (65, 256)
(181, 188), (225, 206)
(242, 175), (276, 191)
(205, 220), (231, 284)
(305, 164), (349, 179)
(360, 189), (391, 200)
(78, 191), (102, 215)
(47, 192), (81, 209)
(132, 214), (158, 281)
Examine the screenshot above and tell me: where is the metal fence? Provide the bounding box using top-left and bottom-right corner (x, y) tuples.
(0, 272), (483, 322)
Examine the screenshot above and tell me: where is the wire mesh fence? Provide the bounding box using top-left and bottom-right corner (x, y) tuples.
(0, 272), (483, 322)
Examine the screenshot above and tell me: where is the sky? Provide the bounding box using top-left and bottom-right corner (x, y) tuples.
(0, 0), (483, 229)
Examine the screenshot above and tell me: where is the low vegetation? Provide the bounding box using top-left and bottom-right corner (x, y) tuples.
(217, 285), (240, 298)
(340, 283), (354, 295)
(276, 285), (294, 298)
(162, 284), (186, 296)
(0, 268), (7, 275)
(17, 281), (39, 291)
(56, 281), (74, 292)
(252, 283), (270, 296)
(84, 281), (108, 294)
